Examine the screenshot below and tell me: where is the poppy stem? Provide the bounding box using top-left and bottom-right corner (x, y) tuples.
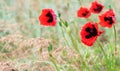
(78, 0), (82, 6)
(113, 25), (117, 51)
(59, 16), (90, 70)
(97, 40), (107, 57)
(49, 53), (60, 71)
(61, 26), (71, 48)
(59, 18), (71, 48)
(69, 32), (90, 70)
(69, 33), (80, 53)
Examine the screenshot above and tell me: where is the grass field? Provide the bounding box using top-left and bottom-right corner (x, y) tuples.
(0, 0), (120, 71)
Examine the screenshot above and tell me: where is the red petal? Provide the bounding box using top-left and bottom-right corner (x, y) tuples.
(99, 9), (116, 28)
(39, 9), (57, 26)
(80, 22), (103, 46)
(77, 7), (91, 18)
(90, 1), (104, 14)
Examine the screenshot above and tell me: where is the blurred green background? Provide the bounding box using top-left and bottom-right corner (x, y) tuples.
(0, 0), (120, 71)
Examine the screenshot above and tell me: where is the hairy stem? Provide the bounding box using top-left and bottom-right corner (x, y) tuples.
(78, 0), (82, 6)
(113, 25), (117, 51)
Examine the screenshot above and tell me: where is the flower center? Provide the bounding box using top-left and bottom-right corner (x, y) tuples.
(82, 11), (89, 16)
(46, 12), (53, 23)
(85, 25), (98, 39)
(93, 4), (102, 12)
(104, 16), (114, 24)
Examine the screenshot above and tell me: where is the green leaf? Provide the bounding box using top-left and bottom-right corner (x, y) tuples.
(65, 21), (68, 27)
(59, 22), (62, 27)
(48, 44), (53, 52)
(58, 12), (61, 18)
(39, 48), (42, 53)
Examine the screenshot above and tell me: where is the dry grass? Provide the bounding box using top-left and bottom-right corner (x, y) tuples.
(0, 34), (79, 71)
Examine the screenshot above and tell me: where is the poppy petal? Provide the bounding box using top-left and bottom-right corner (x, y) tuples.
(39, 9), (57, 26)
(99, 9), (116, 28)
(77, 7), (91, 18)
(80, 22), (103, 46)
(90, 1), (104, 14)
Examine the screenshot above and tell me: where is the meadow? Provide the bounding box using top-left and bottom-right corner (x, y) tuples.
(0, 0), (120, 71)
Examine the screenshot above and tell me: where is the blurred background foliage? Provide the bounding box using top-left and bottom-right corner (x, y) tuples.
(0, 0), (120, 38)
(0, 0), (120, 71)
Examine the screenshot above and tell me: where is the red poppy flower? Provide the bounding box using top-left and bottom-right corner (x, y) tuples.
(77, 7), (91, 18)
(90, 1), (104, 14)
(80, 22), (103, 46)
(99, 9), (116, 28)
(39, 9), (57, 26)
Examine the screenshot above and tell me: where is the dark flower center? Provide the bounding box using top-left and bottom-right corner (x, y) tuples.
(85, 25), (98, 39)
(82, 11), (89, 16)
(104, 16), (114, 24)
(46, 12), (53, 23)
(93, 4), (102, 12)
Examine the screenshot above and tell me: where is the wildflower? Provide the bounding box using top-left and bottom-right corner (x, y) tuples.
(39, 9), (57, 26)
(99, 9), (116, 28)
(77, 7), (91, 18)
(80, 22), (103, 46)
(90, 1), (104, 14)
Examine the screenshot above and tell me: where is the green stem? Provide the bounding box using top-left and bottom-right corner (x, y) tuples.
(49, 53), (60, 71)
(78, 0), (82, 6)
(67, 25), (90, 71)
(97, 40), (110, 70)
(59, 17), (90, 71)
(69, 33), (79, 53)
(97, 40), (107, 57)
(60, 18), (65, 24)
(113, 25), (117, 51)
(73, 22), (80, 43)
(59, 18), (79, 53)
(61, 26), (71, 48)
(59, 18), (71, 48)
